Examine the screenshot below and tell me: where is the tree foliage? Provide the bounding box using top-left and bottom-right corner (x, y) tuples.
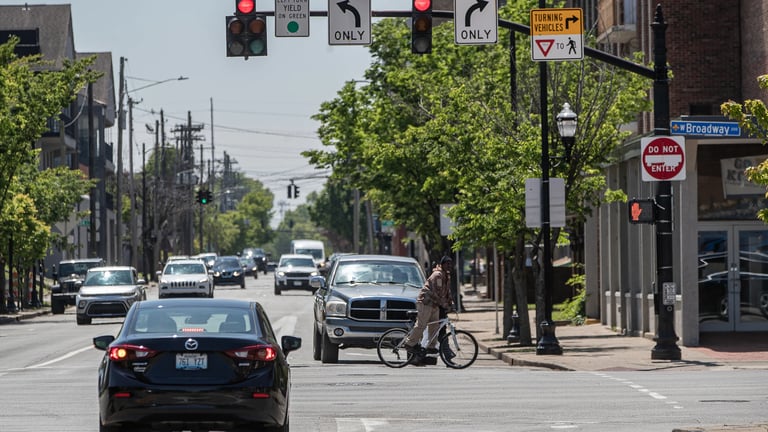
(306, 2), (650, 262)
(721, 74), (768, 222)
(0, 37), (99, 266)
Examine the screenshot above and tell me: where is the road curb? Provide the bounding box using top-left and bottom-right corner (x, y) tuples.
(476, 339), (573, 371)
(0, 310), (50, 324)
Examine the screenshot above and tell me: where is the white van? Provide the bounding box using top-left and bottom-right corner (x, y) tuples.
(290, 239), (326, 269)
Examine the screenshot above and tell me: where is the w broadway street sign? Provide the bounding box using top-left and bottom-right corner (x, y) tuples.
(530, 8), (583, 61)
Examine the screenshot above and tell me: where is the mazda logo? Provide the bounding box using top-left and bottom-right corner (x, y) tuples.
(185, 339), (199, 351)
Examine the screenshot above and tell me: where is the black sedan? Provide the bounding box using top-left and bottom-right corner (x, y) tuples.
(212, 255), (246, 289)
(92, 298), (301, 432)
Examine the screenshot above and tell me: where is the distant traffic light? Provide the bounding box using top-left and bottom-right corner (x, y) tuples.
(628, 199), (655, 224)
(293, 185), (300, 199)
(226, 0), (267, 58)
(411, 0), (432, 54)
(195, 189), (203, 204)
(287, 184), (293, 199)
(204, 189), (213, 204)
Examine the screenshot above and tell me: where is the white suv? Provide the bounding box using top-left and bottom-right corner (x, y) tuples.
(156, 259), (214, 299)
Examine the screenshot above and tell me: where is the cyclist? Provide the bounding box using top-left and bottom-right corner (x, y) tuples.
(403, 255), (455, 358)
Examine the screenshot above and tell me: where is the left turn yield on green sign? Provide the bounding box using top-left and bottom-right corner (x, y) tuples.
(275, 0), (310, 37)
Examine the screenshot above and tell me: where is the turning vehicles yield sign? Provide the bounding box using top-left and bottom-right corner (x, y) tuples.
(640, 136), (687, 182)
(454, 0), (498, 45)
(530, 8), (583, 61)
(328, 0), (371, 45)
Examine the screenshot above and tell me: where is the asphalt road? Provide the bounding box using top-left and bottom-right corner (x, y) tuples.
(0, 273), (766, 432)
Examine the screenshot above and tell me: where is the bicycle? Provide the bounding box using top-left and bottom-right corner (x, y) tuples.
(376, 310), (479, 369)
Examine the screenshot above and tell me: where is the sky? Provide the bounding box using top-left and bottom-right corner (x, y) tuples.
(5, 0), (411, 225)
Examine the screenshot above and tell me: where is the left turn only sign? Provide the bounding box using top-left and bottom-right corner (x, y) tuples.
(328, 0), (371, 45)
(275, 0), (309, 37)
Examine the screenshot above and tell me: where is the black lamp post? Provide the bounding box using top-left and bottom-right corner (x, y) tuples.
(536, 103), (576, 356)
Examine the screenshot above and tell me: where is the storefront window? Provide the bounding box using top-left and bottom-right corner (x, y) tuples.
(697, 144), (768, 220)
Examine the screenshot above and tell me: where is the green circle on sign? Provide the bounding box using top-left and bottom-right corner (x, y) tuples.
(287, 21), (299, 33)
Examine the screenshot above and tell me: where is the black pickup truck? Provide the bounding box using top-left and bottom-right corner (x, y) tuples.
(51, 258), (105, 314)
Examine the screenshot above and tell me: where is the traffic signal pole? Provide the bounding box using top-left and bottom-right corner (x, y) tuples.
(650, 6), (681, 360)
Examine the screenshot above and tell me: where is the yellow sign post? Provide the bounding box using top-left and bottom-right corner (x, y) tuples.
(530, 8), (583, 61)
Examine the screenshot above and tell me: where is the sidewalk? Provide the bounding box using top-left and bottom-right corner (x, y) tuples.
(458, 288), (768, 372)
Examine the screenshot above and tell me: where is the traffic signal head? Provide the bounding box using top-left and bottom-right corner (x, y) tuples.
(293, 185), (300, 199)
(226, 10), (267, 58)
(411, 0), (432, 54)
(204, 189), (213, 204)
(628, 199), (655, 224)
(195, 189), (203, 204)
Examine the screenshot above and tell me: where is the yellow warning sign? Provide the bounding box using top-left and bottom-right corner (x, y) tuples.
(530, 8), (582, 36)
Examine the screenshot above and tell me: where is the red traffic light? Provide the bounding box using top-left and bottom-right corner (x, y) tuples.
(413, 0), (431, 12)
(236, 0), (255, 15)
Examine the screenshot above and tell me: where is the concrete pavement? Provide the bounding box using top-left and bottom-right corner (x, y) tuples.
(3, 287), (768, 431)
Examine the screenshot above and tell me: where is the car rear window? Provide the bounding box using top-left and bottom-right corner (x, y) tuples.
(130, 305), (258, 335)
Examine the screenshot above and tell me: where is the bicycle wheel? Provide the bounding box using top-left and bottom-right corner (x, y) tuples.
(439, 329), (478, 369)
(377, 328), (414, 368)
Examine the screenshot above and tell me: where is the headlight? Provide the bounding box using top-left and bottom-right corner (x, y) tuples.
(325, 299), (347, 317)
(310, 271), (319, 276)
(277, 271), (286, 277)
(233, 271), (241, 276)
(214, 271), (221, 277)
(198, 278), (209, 284)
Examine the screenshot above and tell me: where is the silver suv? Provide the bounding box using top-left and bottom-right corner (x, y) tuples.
(311, 254), (425, 363)
(75, 266), (146, 325)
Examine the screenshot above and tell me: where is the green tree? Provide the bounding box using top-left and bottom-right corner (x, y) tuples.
(0, 38), (99, 310)
(307, 2), (650, 343)
(721, 74), (768, 222)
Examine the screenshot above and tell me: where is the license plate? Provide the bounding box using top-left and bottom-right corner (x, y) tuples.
(293, 280), (303, 286)
(176, 353), (207, 370)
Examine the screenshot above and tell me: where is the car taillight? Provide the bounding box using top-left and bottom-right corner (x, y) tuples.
(225, 344), (276, 362)
(108, 344), (158, 361)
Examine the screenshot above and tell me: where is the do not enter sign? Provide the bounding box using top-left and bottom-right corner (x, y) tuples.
(640, 136), (686, 181)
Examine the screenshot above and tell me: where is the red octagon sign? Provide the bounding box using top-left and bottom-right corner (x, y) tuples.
(640, 136), (686, 181)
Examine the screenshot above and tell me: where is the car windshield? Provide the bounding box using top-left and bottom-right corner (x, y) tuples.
(334, 262), (423, 285)
(164, 263), (207, 275)
(59, 261), (100, 277)
(129, 305), (258, 335)
(295, 248), (322, 260)
(215, 258), (240, 268)
(280, 257), (315, 268)
(84, 270), (133, 286)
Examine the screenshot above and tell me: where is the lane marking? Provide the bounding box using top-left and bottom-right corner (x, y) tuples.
(26, 345), (93, 369)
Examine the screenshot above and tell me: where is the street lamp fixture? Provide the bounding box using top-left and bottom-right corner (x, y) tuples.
(556, 102), (577, 161)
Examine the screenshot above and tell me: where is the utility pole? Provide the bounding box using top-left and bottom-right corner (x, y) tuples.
(116, 56), (125, 264)
(128, 97), (138, 270)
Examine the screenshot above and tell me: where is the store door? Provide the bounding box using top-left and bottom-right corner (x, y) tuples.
(698, 224), (768, 331)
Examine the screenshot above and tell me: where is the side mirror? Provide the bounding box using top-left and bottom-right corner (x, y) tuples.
(309, 275), (325, 289)
(281, 335), (302, 355)
(93, 335), (115, 351)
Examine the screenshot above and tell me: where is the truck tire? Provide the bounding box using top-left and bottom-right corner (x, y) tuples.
(320, 330), (339, 363)
(51, 298), (65, 314)
(76, 315), (92, 325)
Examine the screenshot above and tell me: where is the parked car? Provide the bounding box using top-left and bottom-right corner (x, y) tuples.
(75, 266), (147, 325)
(274, 254), (319, 295)
(50, 257), (105, 314)
(156, 259), (214, 299)
(238, 256), (259, 279)
(212, 256), (246, 289)
(310, 254), (425, 363)
(242, 247), (269, 275)
(92, 298), (301, 432)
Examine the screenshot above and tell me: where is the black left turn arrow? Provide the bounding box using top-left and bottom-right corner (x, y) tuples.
(337, 0), (361, 27)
